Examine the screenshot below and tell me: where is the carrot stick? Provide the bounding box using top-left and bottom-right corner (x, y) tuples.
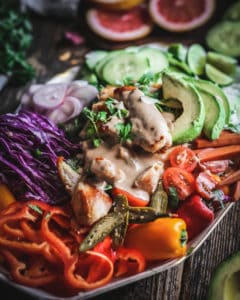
(218, 170), (240, 186)
(197, 145), (240, 162)
(195, 131), (240, 149)
(233, 181), (240, 201)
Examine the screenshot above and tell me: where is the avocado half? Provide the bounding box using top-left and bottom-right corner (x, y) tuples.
(207, 251), (240, 300)
(162, 73), (205, 144)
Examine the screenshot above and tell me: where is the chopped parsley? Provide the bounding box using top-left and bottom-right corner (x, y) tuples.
(115, 122), (133, 143)
(0, 3), (35, 84)
(28, 204), (43, 214)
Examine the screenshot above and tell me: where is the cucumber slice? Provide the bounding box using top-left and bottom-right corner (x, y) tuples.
(102, 52), (149, 85)
(187, 78), (231, 124)
(206, 52), (237, 76)
(224, 1), (240, 21)
(187, 44), (206, 75)
(168, 43), (187, 62)
(205, 63), (234, 86)
(95, 50), (123, 81)
(139, 47), (169, 74)
(86, 50), (107, 70)
(197, 88), (225, 140)
(206, 21), (240, 57)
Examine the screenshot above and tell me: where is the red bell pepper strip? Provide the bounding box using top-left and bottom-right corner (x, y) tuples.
(1, 250), (57, 287)
(41, 209), (114, 290)
(114, 247), (146, 277)
(177, 194), (214, 240)
(93, 236), (116, 263)
(112, 188), (149, 207)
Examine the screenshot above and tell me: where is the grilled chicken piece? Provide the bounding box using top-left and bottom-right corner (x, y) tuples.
(58, 159), (112, 226)
(90, 156), (122, 183)
(57, 159), (80, 194)
(99, 85), (116, 101)
(121, 89), (172, 153)
(72, 181), (112, 226)
(134, 161), (164, 194)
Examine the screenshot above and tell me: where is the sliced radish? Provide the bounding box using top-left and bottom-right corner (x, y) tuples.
(33, 84), (68, 110)
(47, 96), (83, 124)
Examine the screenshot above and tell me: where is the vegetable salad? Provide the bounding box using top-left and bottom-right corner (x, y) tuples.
(0, 43), (239, 297)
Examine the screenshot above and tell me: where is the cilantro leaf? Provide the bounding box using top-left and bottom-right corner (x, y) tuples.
(115, 122), (133, 143)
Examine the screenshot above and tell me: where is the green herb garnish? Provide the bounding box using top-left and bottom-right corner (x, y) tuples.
(0, 3), (35, 84)
(45, 212), (51, 220)
(115, 122), (133, 143)
(28, 204), (43, 215)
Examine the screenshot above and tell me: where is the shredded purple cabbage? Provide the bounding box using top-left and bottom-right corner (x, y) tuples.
(0, 111), (81, 204)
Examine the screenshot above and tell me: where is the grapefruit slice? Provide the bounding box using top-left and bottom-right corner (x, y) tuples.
(86, 6), (153, 42)
(90, 0), (144, 11)
(149, 0), (215, 32)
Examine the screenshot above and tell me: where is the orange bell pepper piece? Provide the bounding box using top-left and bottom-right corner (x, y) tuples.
(0, 184), (16, 210)
(124, 217), (187, 261)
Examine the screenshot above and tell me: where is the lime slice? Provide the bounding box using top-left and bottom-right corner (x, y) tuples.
(168, 43), (187, 62)
(224, 1), (240, 21)
(205, 63), (234, 86)
(206, 21), (240, 57)
(168, 54), (193, 75)
(207, 52), (237, 76)
(187, 44), (206, 75)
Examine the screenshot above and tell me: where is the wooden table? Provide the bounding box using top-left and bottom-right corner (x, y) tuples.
(1, 2), (240, 299)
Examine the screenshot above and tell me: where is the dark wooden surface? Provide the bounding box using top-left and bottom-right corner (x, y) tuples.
(1, 2), (240, 299)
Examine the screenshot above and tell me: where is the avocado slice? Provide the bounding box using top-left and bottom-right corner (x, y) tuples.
(162, 73), (205, 144)
(197, 88), (226, 140)
(186, 78), (231, 124)
(207, 251), (240, 300)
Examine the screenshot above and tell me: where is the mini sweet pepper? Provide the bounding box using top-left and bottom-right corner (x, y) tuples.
(124, 217), (187, 261)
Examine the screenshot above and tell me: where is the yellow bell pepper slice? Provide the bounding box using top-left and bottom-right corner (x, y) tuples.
(0, 184), (16, 210)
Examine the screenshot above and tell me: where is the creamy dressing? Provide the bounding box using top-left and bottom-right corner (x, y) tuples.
(84, 143), (165, 201)
(81, 87), (173, 201)
(123, 89), (172, 152)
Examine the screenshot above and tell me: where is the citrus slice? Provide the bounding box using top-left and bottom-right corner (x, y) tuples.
(149, 0), (215, 32)
(86, 6), (153, 41)
(205, 64), (234, 86)
(90, 0), (144, 10)
(187, 44), (206, 75)
(206, 21), (240, 57)
(224, 1), (240, 21)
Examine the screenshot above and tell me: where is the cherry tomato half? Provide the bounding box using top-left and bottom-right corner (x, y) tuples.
(163, 167), (195, 200)
(169, 146), (197, 172)
(195, 171), (221, 200)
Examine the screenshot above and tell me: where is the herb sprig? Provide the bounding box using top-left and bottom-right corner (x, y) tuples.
(115, 122), (133, 143)
(0, 3), (35, 84)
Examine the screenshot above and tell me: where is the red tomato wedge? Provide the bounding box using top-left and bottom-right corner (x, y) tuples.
(163, 167), (195, 200)
(195, 171), (221, 200)
(112, 188), (149, 207)
(170, 146), (197, 172)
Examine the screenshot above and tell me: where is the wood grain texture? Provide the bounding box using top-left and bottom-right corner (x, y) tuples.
(0, 2), (240, 299)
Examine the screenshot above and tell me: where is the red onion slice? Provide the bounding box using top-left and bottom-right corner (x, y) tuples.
(33, 83), (68, 110)
(67, 84), (98, 104)
(47, 96), (83, 124)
